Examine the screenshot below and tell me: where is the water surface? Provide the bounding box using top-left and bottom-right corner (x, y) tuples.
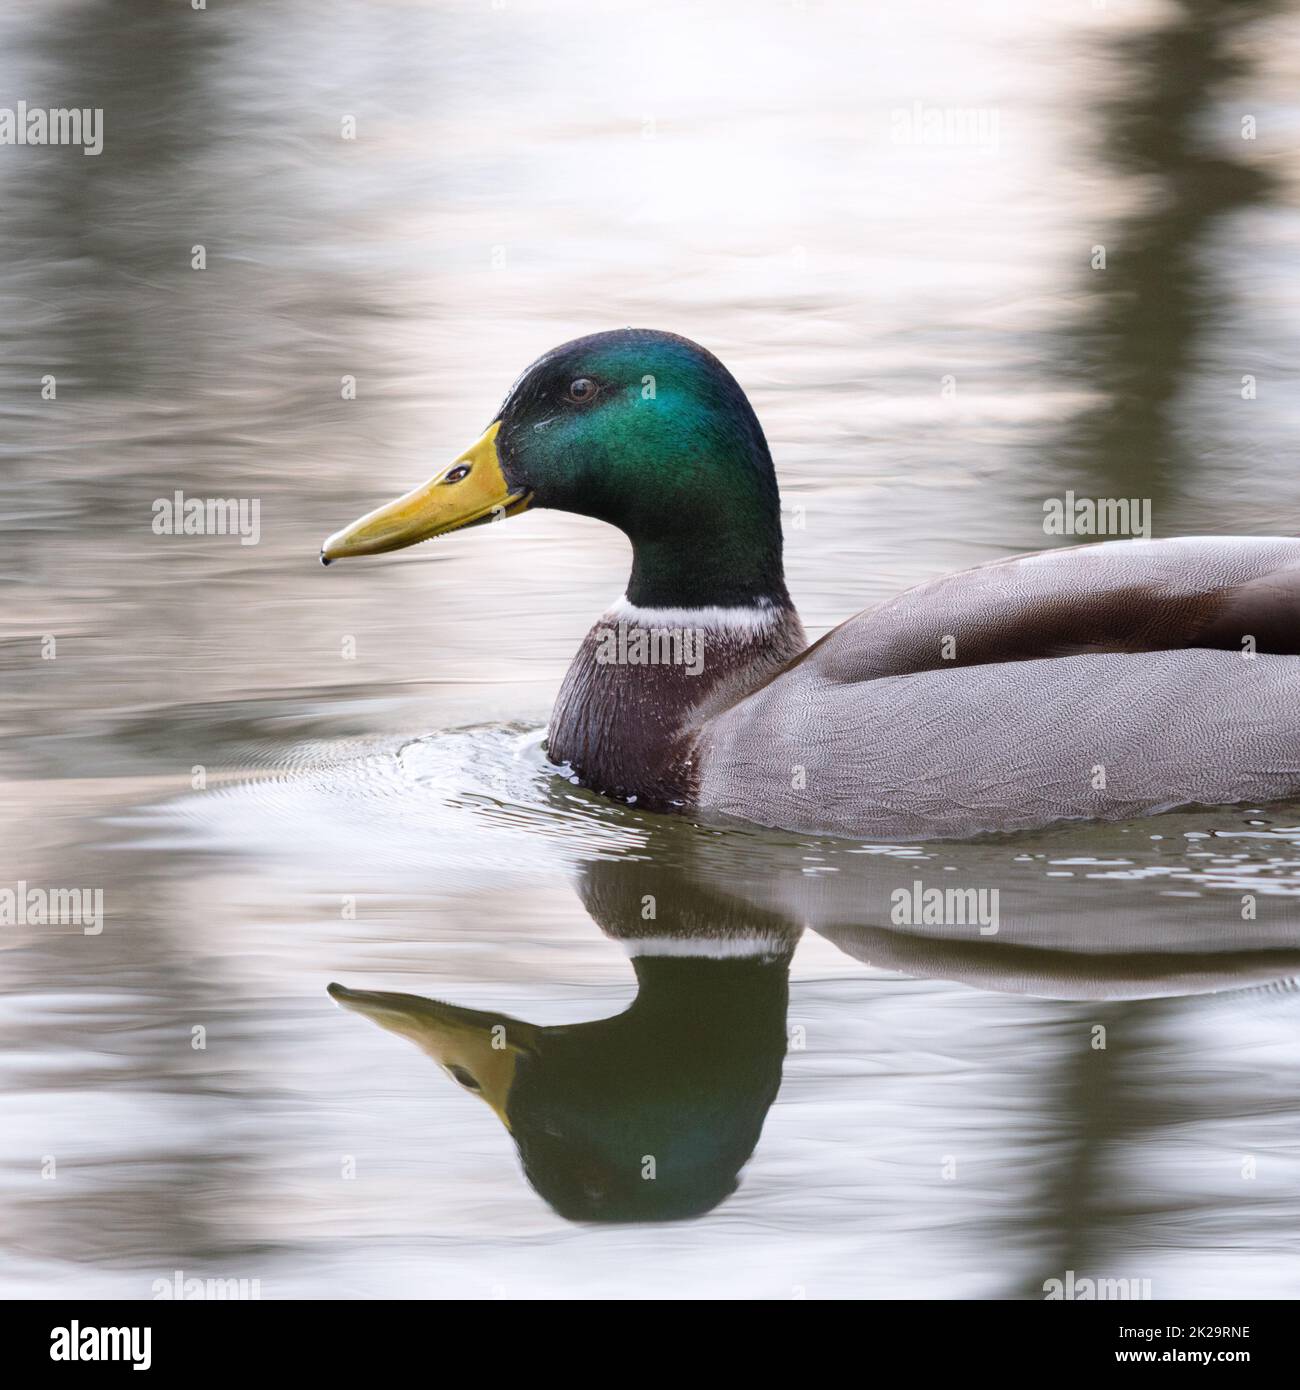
(2, 0), (1300, 1298)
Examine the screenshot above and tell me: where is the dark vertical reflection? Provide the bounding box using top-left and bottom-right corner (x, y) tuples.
(4, 0), (227, 396)
(1009, 1002), (1133, 1298)
(1063, 0), (1279, 503)
(1020, 991), (1300, 1298)
(0, 0), (249, 1283)
(1025, 0), (1285, 1295)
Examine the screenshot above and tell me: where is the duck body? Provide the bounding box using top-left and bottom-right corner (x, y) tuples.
(322, 329), (1300, 842)
(550, 535), (1300, 839)
(696, 536), (1300, 839)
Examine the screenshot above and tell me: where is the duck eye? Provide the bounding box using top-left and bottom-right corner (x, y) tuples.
(443, 463), (471, 484)
(447, 1065), (481, 1092)
(566, 377), (598, 404)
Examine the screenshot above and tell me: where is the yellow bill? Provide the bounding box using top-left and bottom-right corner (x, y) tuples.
(320, 421), (530, 564)
(328, 982), (539, 1129)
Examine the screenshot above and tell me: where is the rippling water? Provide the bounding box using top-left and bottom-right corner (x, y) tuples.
(3, 0), (1300, 1298)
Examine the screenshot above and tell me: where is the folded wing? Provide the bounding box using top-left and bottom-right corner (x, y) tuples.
(697, 538), (1300, 839)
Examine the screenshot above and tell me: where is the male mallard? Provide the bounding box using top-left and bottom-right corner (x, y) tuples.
(322, 329), (1300, 840)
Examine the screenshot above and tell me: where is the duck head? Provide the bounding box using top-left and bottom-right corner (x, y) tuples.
(321, 328), (789, 609)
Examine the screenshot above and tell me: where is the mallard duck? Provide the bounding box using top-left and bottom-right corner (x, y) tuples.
(322, 328), (1300, 840)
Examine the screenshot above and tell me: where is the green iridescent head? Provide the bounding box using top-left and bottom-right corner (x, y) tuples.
(322, 328), (790, 609)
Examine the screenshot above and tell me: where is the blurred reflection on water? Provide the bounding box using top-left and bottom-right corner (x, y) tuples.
(2, 0), (1299, 1296)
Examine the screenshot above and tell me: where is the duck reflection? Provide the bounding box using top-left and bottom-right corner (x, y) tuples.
(330, 816), (1300, 1224)
(330, 851), (799, 1222)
